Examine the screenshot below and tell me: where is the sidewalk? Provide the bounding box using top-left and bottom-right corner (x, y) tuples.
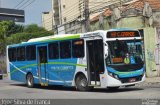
(145, 77), (160, 83)
(135, 77), (160, 87)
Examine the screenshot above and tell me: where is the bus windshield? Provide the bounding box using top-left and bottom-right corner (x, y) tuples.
(106, 40), (144, 66)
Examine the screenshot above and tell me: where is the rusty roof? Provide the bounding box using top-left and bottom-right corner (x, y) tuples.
(90, 0), (160, 22)
(145, 0), (160, 9)
(90, 8), (112, 22)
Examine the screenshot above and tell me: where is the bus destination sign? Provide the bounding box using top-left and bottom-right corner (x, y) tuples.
(107, 31), (140, 38)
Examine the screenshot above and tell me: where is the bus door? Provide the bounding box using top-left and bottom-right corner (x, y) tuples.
(86, 39), (105, 86)
(37, 45), (48, 86)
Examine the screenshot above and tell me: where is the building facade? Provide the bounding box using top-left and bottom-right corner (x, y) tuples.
(50, 0), (123, 34)
(42, 11), (54, 31)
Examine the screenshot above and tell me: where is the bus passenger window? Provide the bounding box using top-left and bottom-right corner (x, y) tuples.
(26, 45), (36, 60)
(60, 41), (71, 59)
(49, 42), (59, 59)
(72, 39), (84, 58)
(39, 47), (47, 63)
(17, 47), (25, 61)
(8, 48), (17, 62)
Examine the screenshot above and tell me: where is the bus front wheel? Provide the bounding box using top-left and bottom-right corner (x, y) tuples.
(75, 74), (91, 91)
(26, 73), (34, 88)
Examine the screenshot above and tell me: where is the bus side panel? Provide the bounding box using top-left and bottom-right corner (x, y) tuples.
(10, 62), (26, 82)
(24, 61), (39, 84)
(9, 61), (39, 84)
(47, 58), (78, 86)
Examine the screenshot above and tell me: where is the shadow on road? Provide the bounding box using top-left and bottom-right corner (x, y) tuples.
(10, 83), (144, 93)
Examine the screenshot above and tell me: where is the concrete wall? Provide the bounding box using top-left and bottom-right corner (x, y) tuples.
(153, 11), (160, 27)
(143, 28), (157, 77)
(117, 16), (145, 29)
(155, 27), (160, 76)
(90, 17), (111, 31)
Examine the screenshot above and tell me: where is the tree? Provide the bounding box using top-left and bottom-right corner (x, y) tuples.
(0, 21), (53, 73)
(24, 24), (46, 33)
(0, 21), (53, 55)
(0, 21), (23, 37)
(7, 24), (54, 45)
(0, 21), (23, 55)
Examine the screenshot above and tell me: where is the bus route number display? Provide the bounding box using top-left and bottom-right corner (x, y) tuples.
(107, 31), (140, 38)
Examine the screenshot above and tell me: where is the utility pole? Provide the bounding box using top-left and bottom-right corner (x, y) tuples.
(84, 0), (90, 32)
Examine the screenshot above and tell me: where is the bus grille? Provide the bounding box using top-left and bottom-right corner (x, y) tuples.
(119, 75), (142, 83)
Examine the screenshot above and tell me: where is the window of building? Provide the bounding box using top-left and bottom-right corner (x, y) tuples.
(8, 48), (17, 62)
(60, 41), (71, 59)
(63, 4), (66, 8)
(49, 42), (59, 59)
(72, 39), (84, 58)
(26, 45), (36, 61)
(64, 17), (67, 22)
(17, 47), (25, 61)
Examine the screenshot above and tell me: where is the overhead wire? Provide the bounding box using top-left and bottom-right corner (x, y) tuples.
(14, 0), (26, 9)
(16, 0), (32, 9)
(21, 0), (36, 9)
(41, 0), (84, 29)
(43, 0), (116, 32)
(17, 0), (36, 9)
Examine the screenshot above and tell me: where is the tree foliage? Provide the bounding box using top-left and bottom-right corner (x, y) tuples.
(7, 24), (54, 45)
(24, 24), (46, 33)
(0, 21), (23, 37)
(0, 21), (54, 55)
(0, 21), (23, 55)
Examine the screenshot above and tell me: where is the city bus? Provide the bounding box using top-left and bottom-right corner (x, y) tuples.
(6, 28), (145, 91)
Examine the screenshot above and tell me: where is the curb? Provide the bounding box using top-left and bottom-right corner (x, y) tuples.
(3, 74), (8, 77)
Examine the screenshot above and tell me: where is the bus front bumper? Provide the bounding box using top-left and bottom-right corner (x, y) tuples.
(106, 74), (145, 87)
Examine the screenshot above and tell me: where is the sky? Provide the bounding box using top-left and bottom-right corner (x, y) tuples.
(1, 0), (52, 26)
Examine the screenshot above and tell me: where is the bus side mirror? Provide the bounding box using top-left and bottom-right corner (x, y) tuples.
(104, 43), (108, 58)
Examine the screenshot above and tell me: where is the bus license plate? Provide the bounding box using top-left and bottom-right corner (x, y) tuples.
(129, 78), (136, 82)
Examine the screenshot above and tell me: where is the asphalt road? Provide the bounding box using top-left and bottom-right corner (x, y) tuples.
(0, 78), (160, 100)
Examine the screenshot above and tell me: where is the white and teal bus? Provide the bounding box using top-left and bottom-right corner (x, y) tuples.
(7, 28), (145, 91)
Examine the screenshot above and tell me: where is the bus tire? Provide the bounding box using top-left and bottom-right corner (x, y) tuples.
(26, 73), (34, 88)
(75, 74), (91, 91)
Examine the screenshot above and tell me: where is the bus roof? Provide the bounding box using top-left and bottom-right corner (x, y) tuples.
(8, 34), (81, 48)
(28, 34), (81, 42)
(7, 29), (141, 48)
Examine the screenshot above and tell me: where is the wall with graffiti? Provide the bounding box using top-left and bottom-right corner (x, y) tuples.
(144, 27), (158, 77)
(155, 27), (160, 76)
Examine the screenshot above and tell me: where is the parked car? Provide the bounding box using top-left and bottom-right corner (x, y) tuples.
(0, 70), (3, 80)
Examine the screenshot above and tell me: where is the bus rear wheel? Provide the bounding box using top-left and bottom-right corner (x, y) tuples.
(75, 74), (91, 91)
(26, 73), (34, 88)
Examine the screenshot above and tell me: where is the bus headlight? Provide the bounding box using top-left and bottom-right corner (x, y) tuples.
(108, 71), (119, 79)
(114, 74), (119, 79)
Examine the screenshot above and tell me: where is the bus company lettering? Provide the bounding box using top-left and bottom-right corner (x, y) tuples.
(51, 66), (74, 71)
